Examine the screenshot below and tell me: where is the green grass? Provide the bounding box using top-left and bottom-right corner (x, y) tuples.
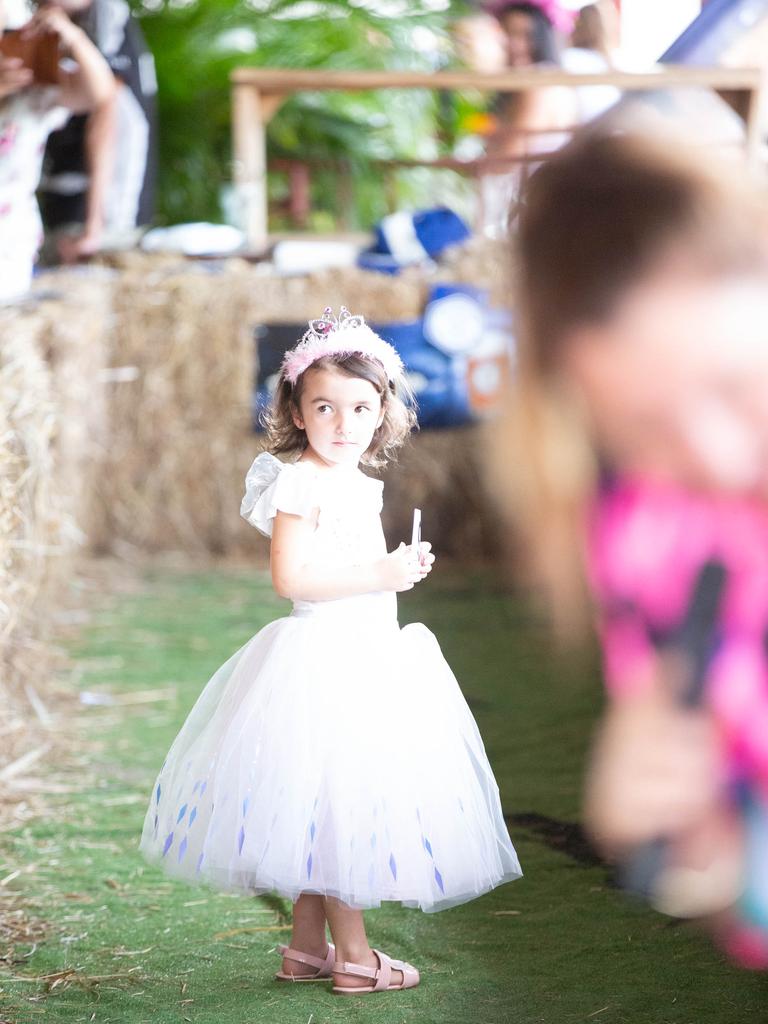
(1, 565), (766, 1024)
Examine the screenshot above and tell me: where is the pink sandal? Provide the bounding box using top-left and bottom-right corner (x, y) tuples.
(332, 948), (420, 995)
(274, 942), (335, 982)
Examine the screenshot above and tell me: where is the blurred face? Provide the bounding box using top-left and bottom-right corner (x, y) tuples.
(564, 271), (768, 495)
(293, 366), (384, 469)
(500, 10), (535, 67)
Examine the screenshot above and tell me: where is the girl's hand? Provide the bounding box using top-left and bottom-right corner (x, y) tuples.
(377, 543), (430, 592)
(22, 6), (82, 51)
(416, 540), (435, 572)
(0, 57), (32, 98)
(584, 693), (722, 853)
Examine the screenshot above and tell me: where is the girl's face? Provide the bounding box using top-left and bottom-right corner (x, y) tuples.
(564, 271), (768, 495)
(501, 11), (536, 67)
(293, 366), (384, 469)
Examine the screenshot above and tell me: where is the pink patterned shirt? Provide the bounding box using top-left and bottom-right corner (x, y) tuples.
(589, 475), (768, 794)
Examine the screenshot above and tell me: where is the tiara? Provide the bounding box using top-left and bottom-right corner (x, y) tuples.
(281, 306), (404, 385)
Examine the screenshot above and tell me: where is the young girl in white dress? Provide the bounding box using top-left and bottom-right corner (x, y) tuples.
(139, 307), (521, 995)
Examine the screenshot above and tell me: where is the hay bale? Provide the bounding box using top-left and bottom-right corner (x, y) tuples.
(91, 248), (512, 558)
(34, 271), (113, 545)
(0, 280), (113, 822)
(378, 426), (503, 560)
(0, 310), (70, 799)
(438, 236), (515, 310)
(95, 260), (258, 554)
(0, 310), (59, 680)
(248, 263), (428, 323)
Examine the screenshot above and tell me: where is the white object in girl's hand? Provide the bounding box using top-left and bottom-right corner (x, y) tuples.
(411, 508), (422, 560)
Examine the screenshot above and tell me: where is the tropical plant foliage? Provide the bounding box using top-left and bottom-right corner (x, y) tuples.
(131, 0), (482, 228)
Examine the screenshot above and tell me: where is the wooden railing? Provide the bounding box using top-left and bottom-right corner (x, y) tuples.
(230, 65), (764, 251)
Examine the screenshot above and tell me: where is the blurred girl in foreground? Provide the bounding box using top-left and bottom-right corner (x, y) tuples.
(498, 128), (768, 967)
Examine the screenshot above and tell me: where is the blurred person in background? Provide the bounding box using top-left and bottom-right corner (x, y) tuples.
(561, 1), (621, 121)
(37, 0), (157, 263)
(494, 127), (768, 968)
(464, 2), (577, 156)
(0, 0), (114, 299)
(458, 1), (623, 236)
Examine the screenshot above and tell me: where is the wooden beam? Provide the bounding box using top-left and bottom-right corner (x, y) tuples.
(229, 64), (764, 248)
(230, 65), (762, 94)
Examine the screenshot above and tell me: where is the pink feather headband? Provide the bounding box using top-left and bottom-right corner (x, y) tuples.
(281, 307), (404, 386)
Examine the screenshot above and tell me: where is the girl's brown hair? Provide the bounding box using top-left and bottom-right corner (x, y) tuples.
(492, 128), (768, 637)
(263, 353), (417, 469)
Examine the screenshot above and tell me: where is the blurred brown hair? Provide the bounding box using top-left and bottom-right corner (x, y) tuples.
(492, 128), (768, 637)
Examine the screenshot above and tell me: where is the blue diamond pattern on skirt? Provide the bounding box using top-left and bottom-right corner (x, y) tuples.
(162, 832), (174, 856)
(155, 783), (161, 804)
(307, 852), (313, 878)
(178, 836), (188, 863)
(389, 853), (398, 880)
(238, 826), (245, 854)
(434, 867), (445, 893)
(189, 807), (197, 826)
(424, 837), (433, 858)
(176, 803), (187, 824)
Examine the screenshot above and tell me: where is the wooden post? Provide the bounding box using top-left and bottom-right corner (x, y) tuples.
(743, 78), (765, 174)
(232, 83), (268, 252)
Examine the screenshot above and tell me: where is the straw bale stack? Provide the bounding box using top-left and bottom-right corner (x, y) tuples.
(0, 278), (112, 818)
(376, 426), (503, 559)
(92, 258), (427, 556)
(35, 271), (113, 544)
(91, 241), (512, 558)
(247, 263), (428, 323)
(439, 236), (515, 309)
(0, 310), (70, 808)
(94, 260), (258, 554)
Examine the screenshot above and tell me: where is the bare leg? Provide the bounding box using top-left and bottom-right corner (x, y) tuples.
(323, 897), (404, 990)
(281, 894), (329, 978)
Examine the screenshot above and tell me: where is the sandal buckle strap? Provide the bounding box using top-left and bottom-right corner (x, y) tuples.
(279, 944), (332, 971)
(372, 949), (392, 992)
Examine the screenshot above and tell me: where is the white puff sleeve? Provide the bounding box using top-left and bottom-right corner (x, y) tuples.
(240, 453), (321, 537)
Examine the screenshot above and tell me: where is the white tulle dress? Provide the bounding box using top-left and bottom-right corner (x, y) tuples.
(139, 453), (521, 911)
